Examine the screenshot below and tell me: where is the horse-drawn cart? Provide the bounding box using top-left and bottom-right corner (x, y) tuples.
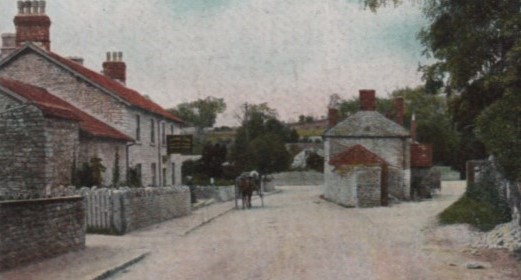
(234, 171), (264, 209)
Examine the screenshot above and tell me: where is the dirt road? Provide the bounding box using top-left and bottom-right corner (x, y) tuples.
(111, 182), (520, 280)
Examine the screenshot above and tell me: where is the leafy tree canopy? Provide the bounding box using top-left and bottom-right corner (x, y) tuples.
(418, 0), (521, 177)
(231, 103), (294, 174)
(169, 96), (226, 129)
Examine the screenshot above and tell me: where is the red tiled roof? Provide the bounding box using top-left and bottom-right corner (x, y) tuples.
(0, 77), (133, 142)
(44, 51), (183, 124)
(329, 144), (387, 168)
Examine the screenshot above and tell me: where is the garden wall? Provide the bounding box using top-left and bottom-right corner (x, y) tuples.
(0, 196), (85, 271)
(80, 186), (191, 234)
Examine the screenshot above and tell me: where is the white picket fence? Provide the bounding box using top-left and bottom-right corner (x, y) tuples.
(79, 188), (113, 231)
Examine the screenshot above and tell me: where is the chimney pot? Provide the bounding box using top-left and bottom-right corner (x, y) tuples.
(359, 89), (376, 111)
(118, 52), (123, 62)
(106, 52), (111, 61)
(32, 1), (39, 14)
(39, 1), (45, 14)
(23, 1), (31, 14)
(17, 1), (24, 14)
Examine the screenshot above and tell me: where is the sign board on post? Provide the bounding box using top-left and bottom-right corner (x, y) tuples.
(167, 135), (193, 155)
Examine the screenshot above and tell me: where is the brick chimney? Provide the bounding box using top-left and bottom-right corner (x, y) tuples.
(327, 94), (341, 128)
(359, 89), (376, 111)
(14, 1), (51, 51)
(102, 52), (126, 84)
(328, 108), (339, 128)
(393, 97), (404, 126)
(1, 33), (16, 58)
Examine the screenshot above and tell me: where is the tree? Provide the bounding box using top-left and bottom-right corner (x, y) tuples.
(231, 103), (292, 174)
(200, 142), (228, 179)
(390, 87), (460, 167)
(338, 96), (393, 118)
(168, 96), (226, 129)
(419, 0), (521, 176)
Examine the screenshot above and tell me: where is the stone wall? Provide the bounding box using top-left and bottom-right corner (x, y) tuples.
(44, 118), (79, 187)
(324, 165), (382, 207)
(78, 139), (127, 187)
(467, 159), (521, 228)
(115, 187), (191, 233)
(0, 103), (48, 193)
(356, 166), (382, 207)
(194, 186), (236, 202)
(0, 197), (85, 271)
(411, 167), (441, 199)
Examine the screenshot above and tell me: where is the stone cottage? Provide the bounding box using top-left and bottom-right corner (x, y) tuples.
(0, 77), (132, 193)
(0, 1), (185, 190)
(323, 90), (411, 207)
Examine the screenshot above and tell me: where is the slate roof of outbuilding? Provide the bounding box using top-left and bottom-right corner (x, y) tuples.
(0, 77), (133, 142)
(0, 44), (184, 124)
(324, 111), (410, 138)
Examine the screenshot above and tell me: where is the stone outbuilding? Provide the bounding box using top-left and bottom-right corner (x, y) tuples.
(0, 77), (132, 194)
(323, 90), (411, 207)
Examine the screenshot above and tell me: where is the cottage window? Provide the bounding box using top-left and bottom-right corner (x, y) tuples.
(171, 163), (176, 185)
(136, 115), (141, 141)
(162, 168), (167, 186)
(161, 122), (166, 145)
(150, 119), (155, 143)
(151, 163), (157, 186)
(171, 124), (174, 135)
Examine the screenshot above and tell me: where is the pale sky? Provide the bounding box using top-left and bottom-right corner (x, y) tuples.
(0, 0), (428, 125)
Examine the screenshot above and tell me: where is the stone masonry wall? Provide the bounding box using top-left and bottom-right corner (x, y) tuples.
(356, 166), (382, 207)
(78, 139), (127, 187)
(0, 197), (86, 271)
(0, 103), (47, 193)
(114, 186), (191, 233)
(44, 118), (79, 187)
(468, 160), (521, 228)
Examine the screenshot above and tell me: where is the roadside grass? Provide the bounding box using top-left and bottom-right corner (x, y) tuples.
(438, 180), (512, 231)
(438, 194), (509, 231)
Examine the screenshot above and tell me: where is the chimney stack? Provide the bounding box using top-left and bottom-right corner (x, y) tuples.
(102, 51), (127, 84)
(328, 108), (339, 128)
(410, 113), (417, 142)
(393, 97), (404, 126)
(327, 94), (341, 128)
(14, 0), (51, 50)
(1, 33), (16, 58)
(359, 89), (376, 111)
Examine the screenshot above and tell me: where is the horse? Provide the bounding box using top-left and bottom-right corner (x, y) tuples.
(235, 171), (261, 209)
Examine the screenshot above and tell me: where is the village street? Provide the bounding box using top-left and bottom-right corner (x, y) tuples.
(109, 182), (520, 280)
